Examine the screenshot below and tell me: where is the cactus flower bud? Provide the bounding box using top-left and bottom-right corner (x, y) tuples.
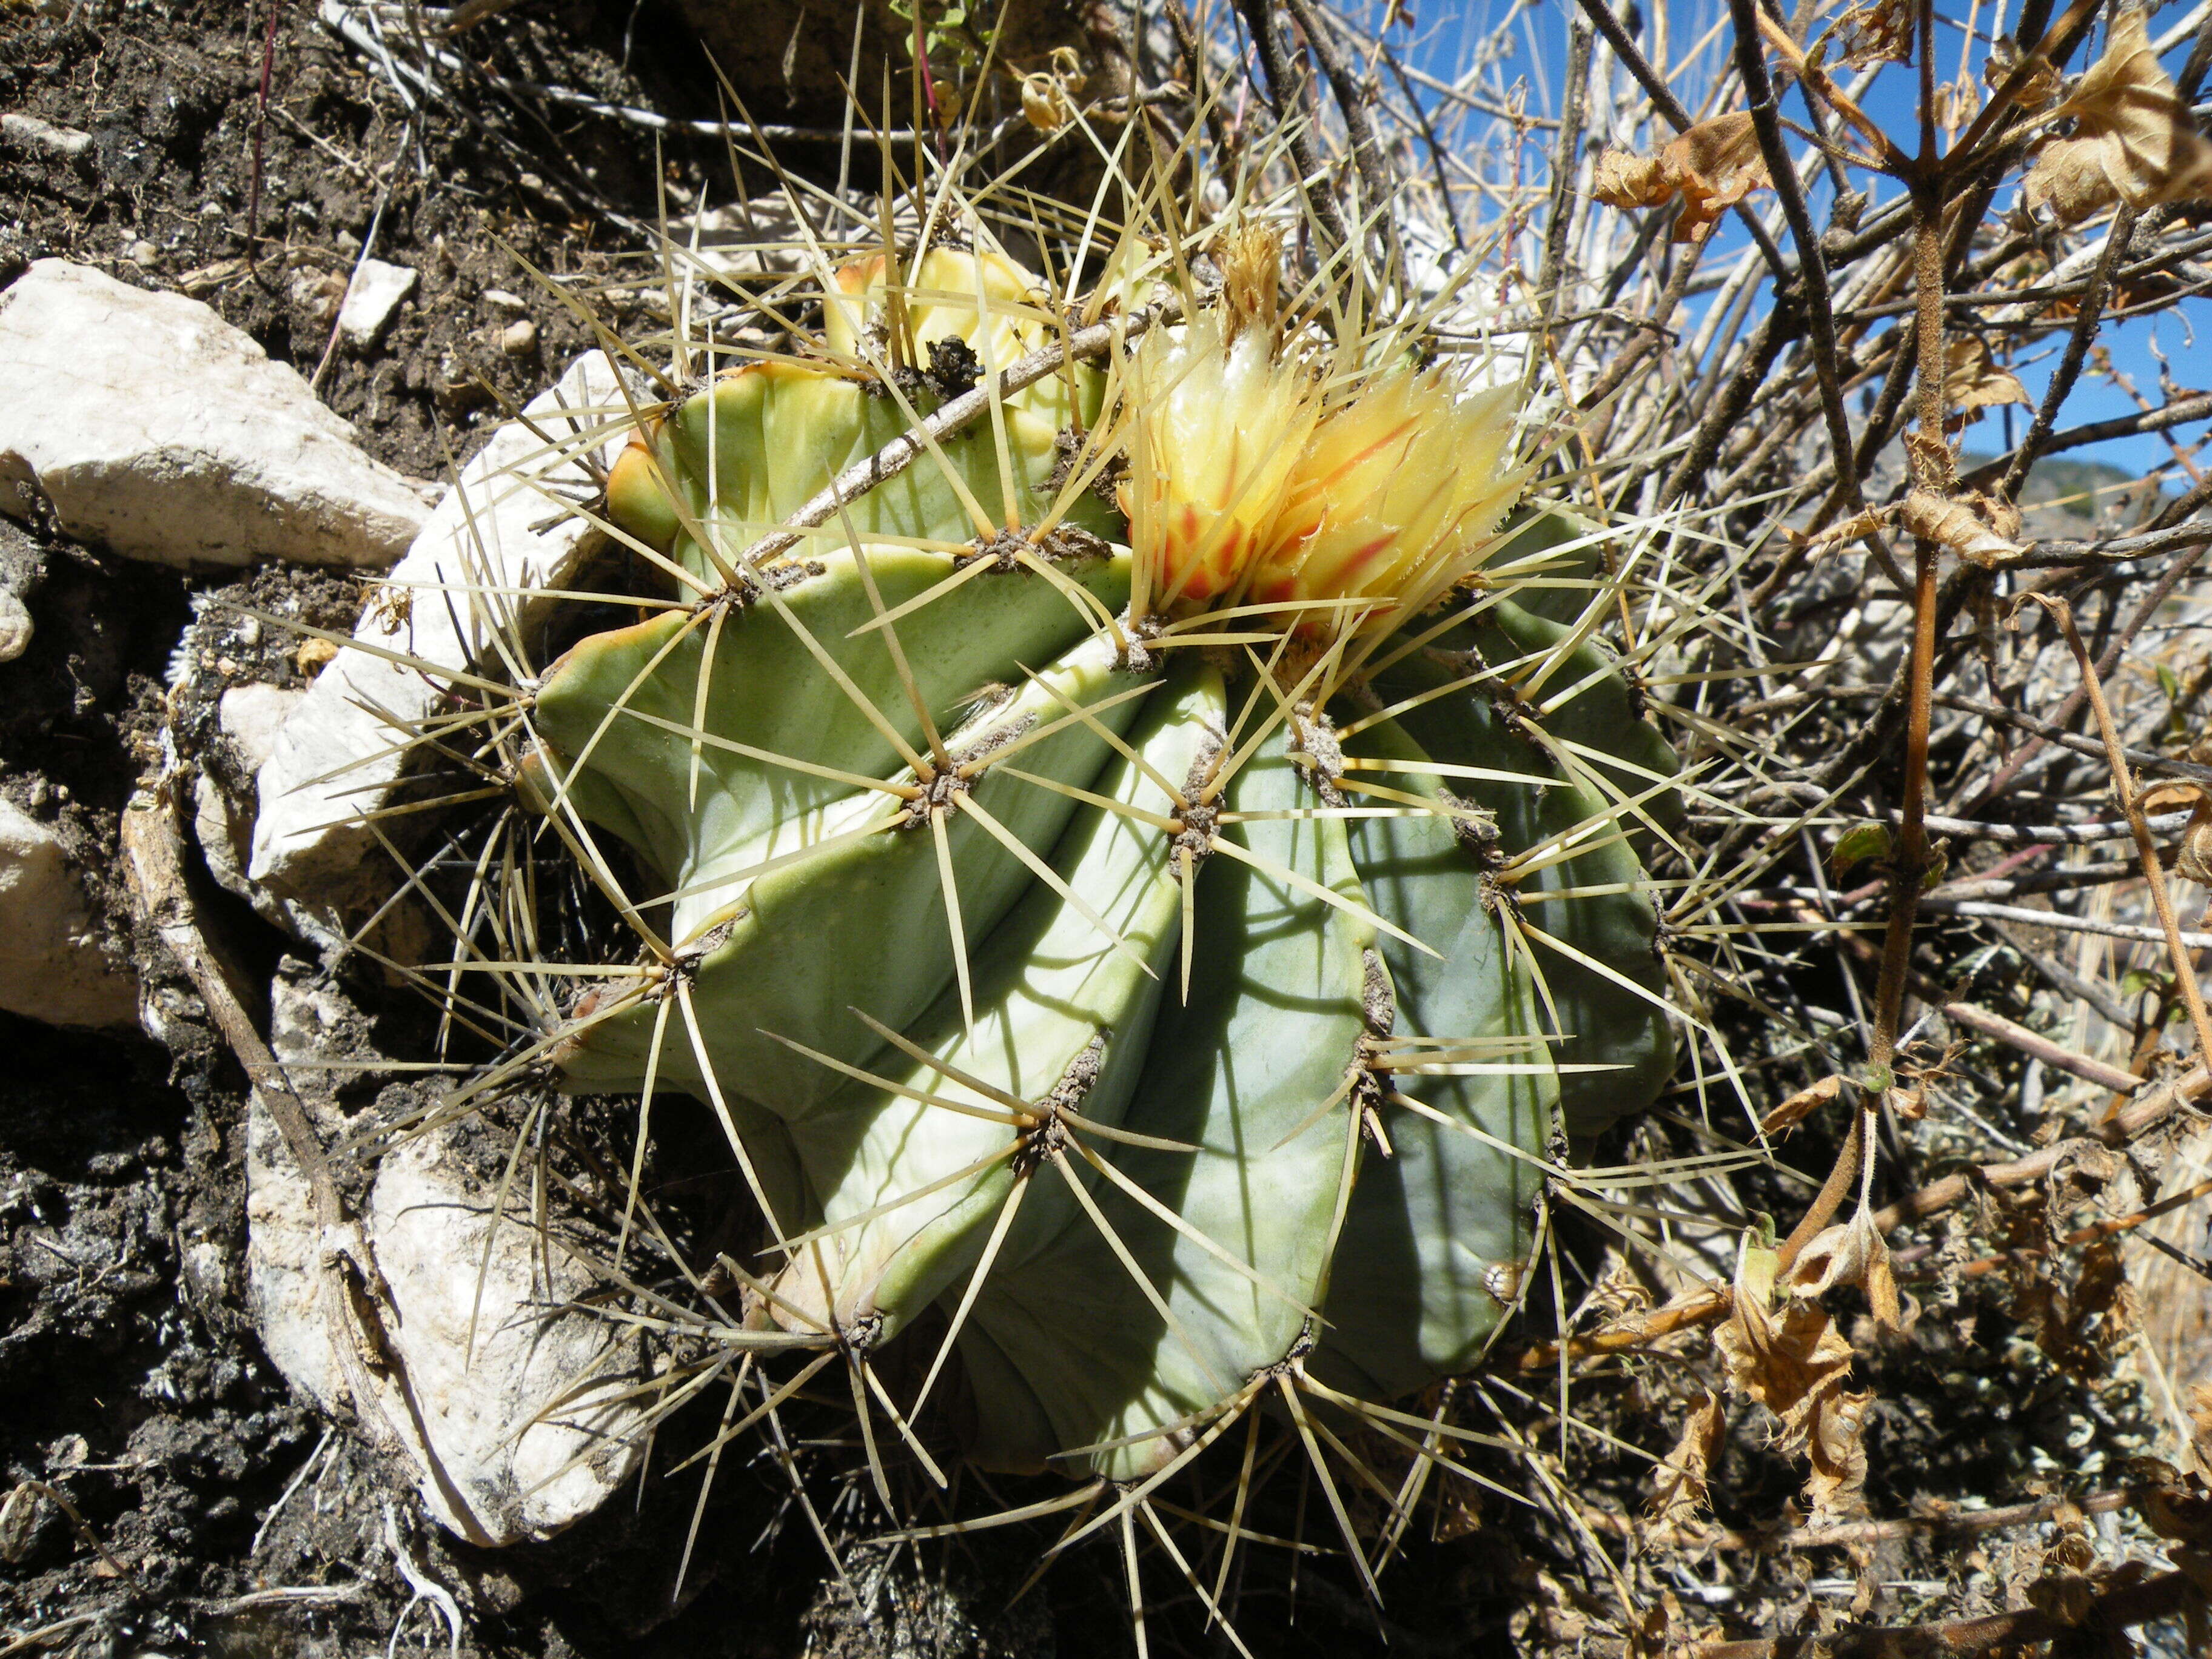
(822, 243), (1051, 373)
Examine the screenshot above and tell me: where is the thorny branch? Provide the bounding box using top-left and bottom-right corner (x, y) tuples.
(736, 294), (1186, 572)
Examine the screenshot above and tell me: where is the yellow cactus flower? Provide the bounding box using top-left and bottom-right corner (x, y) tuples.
(1250, 367), (1526, 637)
(1118, 312), (1318, 619)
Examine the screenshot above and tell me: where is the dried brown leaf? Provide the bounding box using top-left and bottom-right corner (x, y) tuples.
(1903, 428), (1956, 491)
(2022, 1506), (2110, 1623)
(1787, 1205), (1905, 1333)
(2142, 785), (2212, 888)
(1944, 336), (2031, 426)
(1587, 1249), (1655, 1325)
(1788, 507), (1891, 559)
(1648, 1390), (1725, 1532)
(2027, 7), (2212, 223)
(1789, 1214), (1876, 1299)
(1715, 1291), (1864, 1521)
(1716, 1260), (1854, 1450)
(1885, 1080), (1929, 1124)
(2134, 1456), (2212, 1544)
(1986, 36), (2066, 112)
(1760, 1074), (1843, 1136)
(1665, 113), (1773, 241)
(2143, 781), (2209, 814)
(1590, 112), (1772, 243)
(1903, 486), (2027, 565)
(1865, 1235), (1903, 1332)
(2026, 134), (2124, 221)
(1805, 1388), (1874, 1527)
(1834, 0), (1912, 69)
(1717, 1239), (1877, 1526)
(1591, 147), (1668, 208)
(2014, 1236), (2137, 1377)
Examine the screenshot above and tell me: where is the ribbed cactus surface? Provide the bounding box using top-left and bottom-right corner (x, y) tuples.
(519, 236), (1676, 1480)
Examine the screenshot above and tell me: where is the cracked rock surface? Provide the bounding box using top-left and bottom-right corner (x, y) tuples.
(244, 1016), (649, 1548)
(247, 349), (625, 919)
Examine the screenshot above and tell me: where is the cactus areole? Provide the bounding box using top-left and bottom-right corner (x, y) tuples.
(521, 238), (1678, 1482)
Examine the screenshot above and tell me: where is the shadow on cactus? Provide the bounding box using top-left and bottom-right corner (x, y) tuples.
(374, 201), (1689, 1632)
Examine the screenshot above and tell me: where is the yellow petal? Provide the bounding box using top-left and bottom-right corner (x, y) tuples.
(1249, 367), (1525, 638)
(1118, 313), (1318, 616)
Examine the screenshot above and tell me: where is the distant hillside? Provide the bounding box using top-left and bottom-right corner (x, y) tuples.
(1961, 451), (2144, 520)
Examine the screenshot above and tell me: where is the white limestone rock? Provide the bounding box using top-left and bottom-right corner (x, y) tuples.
(247, 350), (626, 925)
(0, 259), (429, 569)
(245, 1052), (647, 1546)
(0, 796), (136, 1028)
(1, 112), (95, 169)
(369, 1131), (648, 1542)
(337, 258), (417, 348)
(0, 589), (28, 664)
(193, 682), (309, 930)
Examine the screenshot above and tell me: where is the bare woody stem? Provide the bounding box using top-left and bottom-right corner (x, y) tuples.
(2034, 595), (2212, 1067)
(1726, 0), (1874, 528)
(119, 783), (404, 1448)
(1782, 33), (1952, 1270)
(1278, 0), (1407, 283)
(1535, 16), (1593, 333)
(1233, 0), (1355, 253)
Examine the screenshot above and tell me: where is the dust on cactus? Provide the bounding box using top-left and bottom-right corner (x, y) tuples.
(355, 167), (1688, 1633)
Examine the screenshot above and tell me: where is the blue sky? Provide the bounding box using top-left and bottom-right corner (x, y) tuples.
(1353, 0), (2211, 481)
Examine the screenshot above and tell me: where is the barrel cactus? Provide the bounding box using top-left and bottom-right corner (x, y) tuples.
(503, 227), (1678, 1501)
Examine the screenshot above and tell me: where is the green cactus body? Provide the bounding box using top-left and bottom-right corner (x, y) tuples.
(518, 241), (1679, 1484)
(771, 664), (1224, 1346)
(1373, 606), (1677, 1144)
(959, 739), (1389, 1476)
(607, 244), (1114, 580)
(1313, 717), (1552, 1402)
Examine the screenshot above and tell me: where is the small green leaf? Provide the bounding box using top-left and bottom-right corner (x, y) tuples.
(1919, 843), (1949, 890)
(1735, 1237), (1779, 1306)
(2120, 967), (2168, 1002)
(1831, 822), (1892, 877)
